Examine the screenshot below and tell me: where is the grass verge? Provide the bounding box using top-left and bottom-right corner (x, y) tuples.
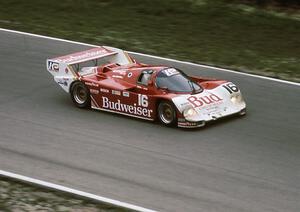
(0, 0), (299, 82)
(0, 177), (133, 212)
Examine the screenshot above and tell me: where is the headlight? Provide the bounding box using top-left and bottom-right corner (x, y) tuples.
(230, 93), (243, 104)
(183, 107), (197, 118)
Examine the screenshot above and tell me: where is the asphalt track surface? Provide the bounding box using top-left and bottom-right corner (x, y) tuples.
(0, 30), (299, 212)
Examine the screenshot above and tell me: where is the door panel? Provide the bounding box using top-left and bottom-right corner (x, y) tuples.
(91, 85), (156, 120)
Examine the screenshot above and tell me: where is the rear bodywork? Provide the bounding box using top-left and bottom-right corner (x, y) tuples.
(47, 46), (246, 128)
(46, 46), (133, 92)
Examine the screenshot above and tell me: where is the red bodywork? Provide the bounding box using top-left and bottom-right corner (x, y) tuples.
(77, 63), (226, 121)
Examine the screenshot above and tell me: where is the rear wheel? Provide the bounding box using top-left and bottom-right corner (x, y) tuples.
(157, 101), (177, 126)
(70, 81), (91, 108)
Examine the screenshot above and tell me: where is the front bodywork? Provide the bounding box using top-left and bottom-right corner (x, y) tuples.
(172, 82), (246, 128)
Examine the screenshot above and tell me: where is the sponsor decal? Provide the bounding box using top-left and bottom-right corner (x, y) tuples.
(56, 49), (110, 63)
(123, 91), (130, 97)
(178, 121), (197, 126)
(112, 70), (126, 75)
(57, 79), (68, 86)
(112, 90), (121, 96)
(102, 97), (153, 118)
(127, 72), (133, 78)
(187, 93), (223, 108)
(85, 82), (99, 87)
(163, 68), (179, 76)
(112, 75), (124, 79)
(100, 88), (109, 93)
(179, 102), (190, 107)
(47, 61), (59, 72)
(90, 89), (99, 94)
(136, 85), (148, 91)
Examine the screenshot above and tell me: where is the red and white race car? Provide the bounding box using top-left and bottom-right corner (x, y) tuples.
(47, 46), (246, 128)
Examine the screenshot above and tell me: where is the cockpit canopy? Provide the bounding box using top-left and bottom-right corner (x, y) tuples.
(156, 68), (202, 93)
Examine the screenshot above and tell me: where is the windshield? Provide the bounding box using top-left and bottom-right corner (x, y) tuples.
(156, 68), (202, 93)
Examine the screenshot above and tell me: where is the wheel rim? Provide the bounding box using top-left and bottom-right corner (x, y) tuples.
(73, 85), (87, 104)
(159, 103), (174, 124)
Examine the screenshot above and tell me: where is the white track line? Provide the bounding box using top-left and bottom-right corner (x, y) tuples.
(0, 170), (157, 212)
(0, 28), (299, 87)
(0, 28), (97, 47)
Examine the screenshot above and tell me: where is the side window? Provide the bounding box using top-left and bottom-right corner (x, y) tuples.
(137, 70), (153, 86)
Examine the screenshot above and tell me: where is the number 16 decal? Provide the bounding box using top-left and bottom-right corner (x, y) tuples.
(222, 83), (239, 94)
(138, 94), (148, 107)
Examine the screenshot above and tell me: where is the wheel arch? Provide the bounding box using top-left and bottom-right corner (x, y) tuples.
(69, 80), (91, 108)
(155, 97), (180, 126)
(69, 80), (82, 93)
(155, 97), (171, 119)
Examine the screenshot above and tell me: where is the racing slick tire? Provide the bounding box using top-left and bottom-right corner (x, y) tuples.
(158, 100), (177, 127)
(70, 81), (91, 108)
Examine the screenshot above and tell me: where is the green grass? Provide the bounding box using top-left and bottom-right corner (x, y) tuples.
(0, 0), (299, 82)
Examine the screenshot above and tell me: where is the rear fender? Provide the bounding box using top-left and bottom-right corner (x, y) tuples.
(47, 60), (77, 93)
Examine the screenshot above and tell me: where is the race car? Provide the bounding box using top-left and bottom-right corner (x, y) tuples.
(46, 46), (246, 128)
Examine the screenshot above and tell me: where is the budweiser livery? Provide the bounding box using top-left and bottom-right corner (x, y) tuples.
(46, 46), (246, 128)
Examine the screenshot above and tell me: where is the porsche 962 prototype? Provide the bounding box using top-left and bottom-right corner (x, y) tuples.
(47, 46), (246, 128)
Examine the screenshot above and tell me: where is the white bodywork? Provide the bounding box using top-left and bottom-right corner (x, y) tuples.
(46, 46), (133, 92)
(172, 82), (246, 125)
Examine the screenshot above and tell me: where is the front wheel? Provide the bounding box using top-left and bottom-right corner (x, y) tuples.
(157, 101), (177, 127)
(70, 81), (91, 108)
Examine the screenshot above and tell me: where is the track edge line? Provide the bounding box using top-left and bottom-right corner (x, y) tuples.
(0, 170), (157, 212)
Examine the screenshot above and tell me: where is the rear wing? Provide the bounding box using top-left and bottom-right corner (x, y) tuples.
(47, 46), (133, 71)
(50, 46), (116, 65)
(46, 46), (134, 92)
